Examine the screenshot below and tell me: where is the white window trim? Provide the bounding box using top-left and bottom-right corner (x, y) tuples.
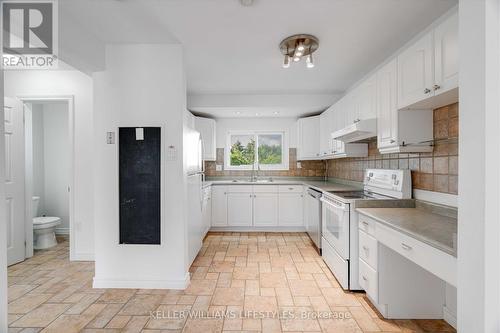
(225, 130), (289, 171)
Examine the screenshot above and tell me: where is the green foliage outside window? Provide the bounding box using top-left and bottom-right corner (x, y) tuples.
(229, 133), (283, 167)
(230, 139), (255, 166)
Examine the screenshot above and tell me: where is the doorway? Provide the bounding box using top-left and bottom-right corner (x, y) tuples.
(4, 96), (74, 266)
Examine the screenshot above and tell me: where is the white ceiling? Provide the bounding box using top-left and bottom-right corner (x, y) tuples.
(61, 0), (457, 117)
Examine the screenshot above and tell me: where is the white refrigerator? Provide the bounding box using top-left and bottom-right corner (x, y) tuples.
(186, 128), (204, 266)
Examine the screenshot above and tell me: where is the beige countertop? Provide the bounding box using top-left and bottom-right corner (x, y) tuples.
(203, 179), (359, 193)
(356, 207), (457, 257)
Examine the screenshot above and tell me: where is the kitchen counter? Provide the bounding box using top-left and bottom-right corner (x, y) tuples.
(203, 179), (360, 193)
(356, 207), (457, 257)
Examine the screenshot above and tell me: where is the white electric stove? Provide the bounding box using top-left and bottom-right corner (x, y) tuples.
(321, 169), (411, 290)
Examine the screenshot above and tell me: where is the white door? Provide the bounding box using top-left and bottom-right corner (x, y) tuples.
(253, 193), (278, 227)
(278, 193), (303, 226)
(377, 59), (399, 149)
(211, 186), (227, 226)
(434, 12), (459, 95)
(397, 32), (434, 109)
(227, 193), (253, 226)
(5, 98), (25, 266)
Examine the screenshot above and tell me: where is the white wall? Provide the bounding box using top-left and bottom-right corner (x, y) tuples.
(215, 117), (298, 149)
(0, 70), (8, 333)
(93, 44), (189, 289)
(32, 105), (46, 212)
(4, 69), (94, 261)
(31, 103), (70, 232)
(458, 0), (500, 331)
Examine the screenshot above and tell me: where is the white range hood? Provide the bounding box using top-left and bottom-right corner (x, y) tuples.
(332, 118), (377, 143)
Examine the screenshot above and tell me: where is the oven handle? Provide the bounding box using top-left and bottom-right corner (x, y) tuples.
(320, 197), (349, 212)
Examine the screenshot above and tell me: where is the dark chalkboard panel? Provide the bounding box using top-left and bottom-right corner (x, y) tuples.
(119, 127), (161, 245)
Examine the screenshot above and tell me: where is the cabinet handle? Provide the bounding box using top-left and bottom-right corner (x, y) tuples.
(362, 221), (369, 226)
(288, 187), (294, 190)
(424, 88), (431, 94)
(362, 275), (368, 281)
(433, 84), (441, 91)
(401, 243), (412, 251)
(390, 139), (395, 144)
(362, 246), (369, 251)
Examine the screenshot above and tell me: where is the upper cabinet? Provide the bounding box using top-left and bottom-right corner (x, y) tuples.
(195, 117), (217, 161)
(355, 75), (377, 121)
(434, 11), (459, 95)
(297, 115), (320, 160)
(319, 107), (335, 158)
(377, 59), (434, 154)
(398, 12), (458, 110)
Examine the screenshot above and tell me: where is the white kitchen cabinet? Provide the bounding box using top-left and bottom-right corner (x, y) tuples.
(377, 59), (399, 150)
(211, 186), (227, 226)
(319, 107), (335, 158)
(297, 115), (320, 160)
(398, 11), (458, 110)
(397, 32), (434, 109)
(253, 193), (279, 226)
(279, 193), (304, 226)
(195, 117), (217, 161)
(434, 12), (458, 96)
(356, 75), (377, 121)
(227, 186), (253, 226)
(377, 59), (434, 154)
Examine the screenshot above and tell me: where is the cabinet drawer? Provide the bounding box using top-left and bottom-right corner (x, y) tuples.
(358, 214), (377, 236)
(359, 229), (378, 269)
(375, 222), (457, 287)
(226, 185), (253, 193)
(359, 258), (378, 303)
(278, 185), (303, 193)
(253, 185), (278, 193)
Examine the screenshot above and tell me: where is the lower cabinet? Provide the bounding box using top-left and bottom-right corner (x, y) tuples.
(211, 186), (228, 226)
(278, 193), (304, 226)
(253, 193), (279, 226)
(227, 192), (253, 226)
(210, 185), (305, 228)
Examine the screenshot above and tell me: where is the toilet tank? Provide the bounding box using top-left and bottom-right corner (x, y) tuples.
(32, 196), (40, 218)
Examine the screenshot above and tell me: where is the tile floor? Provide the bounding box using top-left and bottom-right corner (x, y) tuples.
(7, 233), (456, 333)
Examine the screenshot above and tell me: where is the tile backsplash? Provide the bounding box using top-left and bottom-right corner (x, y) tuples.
(204, 148), (326, 178)
(327, 103), (459, 194)
(205, 103), (459, 195)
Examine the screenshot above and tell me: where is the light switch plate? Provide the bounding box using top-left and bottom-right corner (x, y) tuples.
(135, 128), (144, 140)
(167, 146), (177, 161)
(106, 132), (115, 144)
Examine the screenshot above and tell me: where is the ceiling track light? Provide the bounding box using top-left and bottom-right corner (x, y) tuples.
(279, 34), (319, 69)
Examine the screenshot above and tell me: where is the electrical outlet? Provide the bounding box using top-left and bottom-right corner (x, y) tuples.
(297, 162), (302, 169)
(216, 165), (223, 171)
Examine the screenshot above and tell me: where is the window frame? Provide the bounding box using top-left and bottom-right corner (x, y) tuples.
(225, 130), (289, 171)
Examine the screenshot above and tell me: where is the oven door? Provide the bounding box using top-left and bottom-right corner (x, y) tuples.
(320, 196), (350, 259)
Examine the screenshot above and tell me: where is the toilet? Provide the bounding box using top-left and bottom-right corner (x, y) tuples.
(32, 196), (61, 250)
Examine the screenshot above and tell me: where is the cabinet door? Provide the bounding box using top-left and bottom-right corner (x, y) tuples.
(357, 75), (377, 121)
(279, 193), (304, 226)
(227, 193), (253, 226)
(434, 12), (458, 95)
(344, 92), (358, 125)
(397, 32), (434, 109)
(377, 59), (399, 149)
(211, 186), (227, 226)
(253, 193), (279, 226)
(298, 116), (320, 160)
(202, 190), (212, 235)
(195, 117), (216, 161)
(319, 110), (331, 157)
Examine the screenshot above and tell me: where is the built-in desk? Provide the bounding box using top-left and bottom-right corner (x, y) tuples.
(356, 206), (457, 325)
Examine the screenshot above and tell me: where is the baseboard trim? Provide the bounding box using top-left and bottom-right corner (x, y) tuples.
(443, 305), (457, 329)
(70, 253), (94, 261)
(92, 273), (190, 290)
(210, 226), (306, 232)
(55, 227), (70, 235)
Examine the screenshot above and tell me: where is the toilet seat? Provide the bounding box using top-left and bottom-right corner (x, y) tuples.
(33, 216), (61, 230)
